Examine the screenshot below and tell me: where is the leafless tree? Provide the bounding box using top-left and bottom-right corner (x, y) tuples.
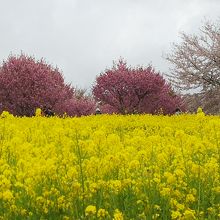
(167, 20), (220, 114)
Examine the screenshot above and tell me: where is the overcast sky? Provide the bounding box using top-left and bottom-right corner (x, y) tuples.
(0, 0), (219, 90)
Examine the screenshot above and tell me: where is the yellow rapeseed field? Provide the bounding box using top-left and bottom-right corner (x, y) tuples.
(0, 111), (219, 219)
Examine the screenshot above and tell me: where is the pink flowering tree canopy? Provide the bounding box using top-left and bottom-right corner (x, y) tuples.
(0, 54), (74, 116)
(57, 88), (96, 117)
(93, 59), (184, 114)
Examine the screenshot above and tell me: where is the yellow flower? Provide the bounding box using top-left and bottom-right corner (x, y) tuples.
(213, 186), (220, 194)
(129, 160), (140, 170)
(183, 209), (196, 220)
(197, 107), (205, 117)
(35, 108), (42, 116)
(171, 210), (182, 219)
(176, 203), (185, 211)
(138, 212), (147, 220)
(0, 110), (13, 118)
(113, 209), (123, 220)
(10, 205), (17, 213)
(97, 208), (109, 218)
(207, 207), (215, 214)
(186, 194), (196, 203)
(20, 208), (27, 216)
(160, 187), (171, 197)
(89, 182), (99, 193)
(44, 207), (48, 214)
(2, 190), (14, 201)
(109, 180), (122, 193)
(0, 112), (219, 218)
(164, 172), (176, 184)
(85, 205), (97, 216)
(175, 130), (185, 138)
(36, 196), (44, 204)
(174, 169), (185, 178)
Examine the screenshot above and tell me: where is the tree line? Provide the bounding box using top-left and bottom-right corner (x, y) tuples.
(0, 20), (219, 116)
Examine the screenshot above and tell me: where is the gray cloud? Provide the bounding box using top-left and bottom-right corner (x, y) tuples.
(0, 0), (219, 89)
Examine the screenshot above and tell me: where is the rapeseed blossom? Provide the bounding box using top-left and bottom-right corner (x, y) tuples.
(85, 205), (96, 216)
(0, 111), (219, 219)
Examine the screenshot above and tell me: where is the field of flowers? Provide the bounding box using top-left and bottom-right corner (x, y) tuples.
(0, 111), (220, 219)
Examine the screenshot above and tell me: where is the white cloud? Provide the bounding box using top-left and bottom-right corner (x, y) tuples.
(0, 0), (219, 89)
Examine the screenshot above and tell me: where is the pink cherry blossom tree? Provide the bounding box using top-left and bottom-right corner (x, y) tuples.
(57, 92), (96, 117)
(93, 59), (184, 114)
(0, 54), (75, 116)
